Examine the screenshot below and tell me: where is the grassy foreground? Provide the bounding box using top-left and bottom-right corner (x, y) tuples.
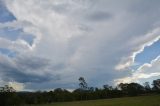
(27, 94), (160, 106)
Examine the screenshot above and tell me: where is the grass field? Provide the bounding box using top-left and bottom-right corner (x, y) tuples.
(27, 94), (160, 106)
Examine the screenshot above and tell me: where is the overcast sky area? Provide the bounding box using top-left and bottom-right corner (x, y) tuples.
(0, 0), (160, 91)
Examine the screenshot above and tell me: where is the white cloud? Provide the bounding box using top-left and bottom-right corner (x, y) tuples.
(8, 81), (25, 91)
(115, 29), (160, 70)
(115, 56), (160, 84)
(0, 37), (32, 52)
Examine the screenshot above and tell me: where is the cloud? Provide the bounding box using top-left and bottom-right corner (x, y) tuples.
(0, 0), (159, 90)
(0, 54), (59, 84)
(86, 11), (112, 22)
(115, 55), (160, 84)
(8, 81), (24, 91)
(115, 28), (160, 70)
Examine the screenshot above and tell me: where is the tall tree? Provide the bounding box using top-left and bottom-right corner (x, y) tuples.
(152, 79), (160, 91)
(143, 82), (151, 92)
(79, 77), (88, 90)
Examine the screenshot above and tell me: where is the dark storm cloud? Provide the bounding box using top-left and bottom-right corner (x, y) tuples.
(128, 0), (160, 14)
(3, 69), (52, 83)
(0, 55), (60, 83)
(50, 63), (66, 71)
(87, 11), (112, 22)
(15, 55), (50, 70)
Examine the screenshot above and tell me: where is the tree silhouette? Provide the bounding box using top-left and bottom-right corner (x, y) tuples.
(1, 78), (160, 105)
(143, 82), (151, 92)
(152, 79), (160, 91)
(79, 77), (88, 90)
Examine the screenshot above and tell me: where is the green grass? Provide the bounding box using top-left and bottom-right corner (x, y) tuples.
(27, 95), (160, 106)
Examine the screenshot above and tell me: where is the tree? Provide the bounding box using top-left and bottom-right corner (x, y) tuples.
(143, 82), (151, 92)
(78, 77), (89, 100)
(118, 83), (144, 96)
(79, 77), (88, 90)
(152, 79), (160, 91)
(0, 85), (15, 92)
(0, 85), (22, 106)
(103, 84), (113, 90)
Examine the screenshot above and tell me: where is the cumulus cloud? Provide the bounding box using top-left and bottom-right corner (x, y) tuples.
(0, 0), (160, 90)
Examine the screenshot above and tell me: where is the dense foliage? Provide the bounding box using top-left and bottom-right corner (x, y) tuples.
(0, 78), (160, 106)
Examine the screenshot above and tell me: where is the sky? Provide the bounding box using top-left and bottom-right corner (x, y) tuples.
(0, 0), (160, 91)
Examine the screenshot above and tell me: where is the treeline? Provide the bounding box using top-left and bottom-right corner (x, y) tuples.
(0, 77), (160, 106)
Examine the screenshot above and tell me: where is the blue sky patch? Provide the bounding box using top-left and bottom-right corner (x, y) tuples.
(135, 40), (160, 66)
(0, 1), (16, 23)
(0, 27), (35, 46)
(0, 48), (16, 57)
